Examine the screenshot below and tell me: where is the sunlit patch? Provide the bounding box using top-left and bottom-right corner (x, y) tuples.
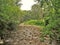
(20, 0), (37, 10)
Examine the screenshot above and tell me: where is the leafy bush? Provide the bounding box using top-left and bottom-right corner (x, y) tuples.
(36, 0), (60, 44)
(24, 20), (45, 26)
(0, 0), (21, 35)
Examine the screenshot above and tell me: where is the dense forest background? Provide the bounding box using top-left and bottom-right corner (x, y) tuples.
(0, 0), (60, 45)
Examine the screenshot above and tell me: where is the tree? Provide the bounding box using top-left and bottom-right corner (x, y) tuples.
(31, 4), (42, 19)
(0, 0), (21, 38)
(35, 0), (60, 45)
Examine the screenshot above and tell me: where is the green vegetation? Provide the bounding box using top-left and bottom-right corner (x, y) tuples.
(24, 20), (45, 26)
(22, 0), (60, 44)
(0, 0), (60, 45)
(0, 0), (21, 35)
(35, 0), (60, 44)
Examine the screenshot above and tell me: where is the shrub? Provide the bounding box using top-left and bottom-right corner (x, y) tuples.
(24, 20), (45, 26)
(0, 0), (21, 36)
